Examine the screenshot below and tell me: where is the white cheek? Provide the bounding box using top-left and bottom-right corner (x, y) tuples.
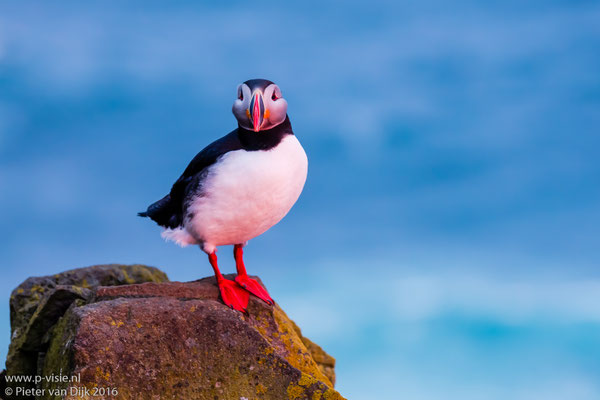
(268, 99), (287, 125)
(232, 100), (250, 125)
(235, 99), (247, 111)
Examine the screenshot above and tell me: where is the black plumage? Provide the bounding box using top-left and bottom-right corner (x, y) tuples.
(244, 78), (274, 92)
(138, 116), (293, 229)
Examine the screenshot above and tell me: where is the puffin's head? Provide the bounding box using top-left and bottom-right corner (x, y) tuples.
(232, 79), (288, 132)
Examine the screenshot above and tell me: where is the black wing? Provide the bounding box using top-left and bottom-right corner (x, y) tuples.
(138, 129), (242, 228)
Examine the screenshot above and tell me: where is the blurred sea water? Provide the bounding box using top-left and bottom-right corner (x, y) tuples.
(0, 1), (599, 399)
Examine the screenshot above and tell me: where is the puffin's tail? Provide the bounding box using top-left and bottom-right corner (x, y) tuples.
(137, 194), (182, 228)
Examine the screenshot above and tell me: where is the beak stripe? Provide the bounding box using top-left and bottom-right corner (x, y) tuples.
(249, 92), (265, 132)
(253, 94), (261, 132)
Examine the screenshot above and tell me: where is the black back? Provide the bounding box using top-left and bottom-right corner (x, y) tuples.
(139, 116), (293, 229)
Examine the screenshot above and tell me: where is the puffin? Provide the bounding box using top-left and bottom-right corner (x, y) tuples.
(138, 79), (308, 313)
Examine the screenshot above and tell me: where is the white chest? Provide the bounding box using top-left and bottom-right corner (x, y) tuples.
(185, 135), (308, 249)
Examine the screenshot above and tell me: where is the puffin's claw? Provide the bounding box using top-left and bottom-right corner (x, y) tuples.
(217, 278), (249, 313)
(235, 275), (274, 305)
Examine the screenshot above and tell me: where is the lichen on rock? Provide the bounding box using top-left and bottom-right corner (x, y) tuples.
(5, 264), (169, 399)
(4, 267), (345, 400)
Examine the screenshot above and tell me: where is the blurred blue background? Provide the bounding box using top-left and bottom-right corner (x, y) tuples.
(1, 1), (599, 398)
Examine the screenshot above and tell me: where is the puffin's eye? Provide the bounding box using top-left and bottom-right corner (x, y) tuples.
(238, 90), (243, 100)
(272, 91), (278, 100)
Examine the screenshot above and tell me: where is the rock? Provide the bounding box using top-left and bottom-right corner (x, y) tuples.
(5, 264), (169, 398)
(5, 268), (344, 400)
(9, 264), (168, 340)
(0, 369), (6, 398)
(293, 326), (337, 387)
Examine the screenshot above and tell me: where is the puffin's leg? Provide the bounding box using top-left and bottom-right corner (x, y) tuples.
(233, 244), (274, 305)
(208, 251), (249, 313)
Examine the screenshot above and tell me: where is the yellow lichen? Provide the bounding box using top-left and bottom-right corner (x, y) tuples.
(298, 373), (318, 388)
(313, 390), (323, 400)
(256, 383), (267, 394)
(71, 286), (85, 296)
(30, 285), (46, 293)
(257, 325), (267, 336)
(122, 269), (135, 284)
(323, 388), (344, 400)
(272, 307), (333, 387)
(287, 383), (305, 399)
(95, 366), (110, 381)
